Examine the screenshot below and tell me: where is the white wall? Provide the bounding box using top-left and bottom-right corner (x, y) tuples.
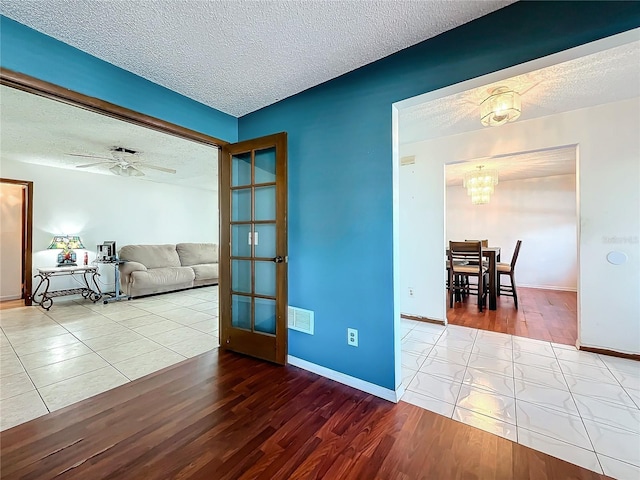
(0, 159), (219, 294)
(0, 183), (24, 300)
(446, 174), (577, 291)
(400, 98), (640, 354)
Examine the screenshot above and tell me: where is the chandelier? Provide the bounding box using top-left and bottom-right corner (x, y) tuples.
(480, 86), (521, 127)
(463, 166), (499, 205)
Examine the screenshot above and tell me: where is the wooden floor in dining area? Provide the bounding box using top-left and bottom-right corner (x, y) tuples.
(447, 287), (577, 346)
(1, 349), (607, 480)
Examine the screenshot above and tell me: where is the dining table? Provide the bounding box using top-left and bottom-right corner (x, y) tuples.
(446, 246), (501, 310)
(482, 247), (501, 310)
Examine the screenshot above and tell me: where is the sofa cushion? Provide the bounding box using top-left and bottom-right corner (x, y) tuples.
(120, 244), (181, 269)
(176, 243), (218, 266)
(191, 264), (218, 282)
(130, 266), (194, 290)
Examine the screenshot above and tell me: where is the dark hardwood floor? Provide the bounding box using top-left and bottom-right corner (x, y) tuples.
(1, 349), (608, 479)
(448, 287), (577, 346)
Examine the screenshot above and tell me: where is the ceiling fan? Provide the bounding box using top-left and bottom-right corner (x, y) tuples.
(69, 147), (176, 177)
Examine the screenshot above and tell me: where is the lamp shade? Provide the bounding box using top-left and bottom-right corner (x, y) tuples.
(480, 86), (521, 127)
(67, 236), (85, 249)
(47, 235), (84, 250)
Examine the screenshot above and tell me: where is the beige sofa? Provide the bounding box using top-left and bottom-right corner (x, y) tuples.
(118, 243), (218, 298)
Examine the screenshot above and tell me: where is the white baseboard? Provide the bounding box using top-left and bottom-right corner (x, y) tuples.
(518, 284), (577, 292)
(0, 294), (22, 302)
(288, 355), (404, 403)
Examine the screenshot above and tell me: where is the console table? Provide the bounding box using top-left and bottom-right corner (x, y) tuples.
(33, 265), (102, 310)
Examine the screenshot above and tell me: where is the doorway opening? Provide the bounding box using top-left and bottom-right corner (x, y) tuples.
(392, 28), (640, 392)
(443, 147), (578, 345)
(0, 178), (33, 308)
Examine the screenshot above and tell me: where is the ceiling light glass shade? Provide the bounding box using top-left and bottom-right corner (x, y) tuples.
(470, 191), (491, 205)
(463, 166), (498, 205)
(109, 164), (144, 176)
(480, 86), (521, 127)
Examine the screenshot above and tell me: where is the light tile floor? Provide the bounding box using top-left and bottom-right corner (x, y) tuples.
(3, 295), (638, 478)
(0, 285), (219, 431)
(400, 319), (640, 479)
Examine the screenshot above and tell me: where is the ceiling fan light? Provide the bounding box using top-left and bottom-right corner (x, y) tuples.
(108, 163), (144, 177)
(480, 86), (521, 127)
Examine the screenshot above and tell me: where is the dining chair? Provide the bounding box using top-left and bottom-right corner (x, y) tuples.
(497, 240), (522, 309)
(464, 239), (489, 267)
(447, 241), (488, 311)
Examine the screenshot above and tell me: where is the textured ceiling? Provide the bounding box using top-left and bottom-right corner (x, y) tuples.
(0, 0), (513, 117)
(444, 147), (576, 187)
(399, 40), (640, 145)
(0, 86), (218, 191)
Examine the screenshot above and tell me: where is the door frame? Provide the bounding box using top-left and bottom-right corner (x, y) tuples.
(0, 68), (228, 305)
(0, 178), (33, 305)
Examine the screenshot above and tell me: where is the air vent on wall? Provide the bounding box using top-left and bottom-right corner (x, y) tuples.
(288, 306), (314, 335)
(400, 155), (416, 166)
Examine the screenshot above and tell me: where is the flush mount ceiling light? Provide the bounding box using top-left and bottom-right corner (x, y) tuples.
(463, 165), (499, 205)
(480, 86), (521, 127)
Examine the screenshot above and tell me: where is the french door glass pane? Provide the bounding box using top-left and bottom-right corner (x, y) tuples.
(232, 259), (251, 293)
(255, 298), (276, 334)
(232, 152), (252, 187)
(232, 188), (252, 221)
(254, 147), (276, 184)
(232, 224), (252, 257)
(255, 186), (276, 221)
(254, 261), (276, 297)
(254, 224), (276, 258)
(232, 294), (252, 330)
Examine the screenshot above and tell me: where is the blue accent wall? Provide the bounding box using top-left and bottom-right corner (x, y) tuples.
(0, 16), (237, 142)
(1, 3), (639, 391)
(238, 1), (640, 390)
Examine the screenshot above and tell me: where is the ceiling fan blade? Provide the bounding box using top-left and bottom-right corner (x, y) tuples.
(76, 162), (114, 168)
(136, 164), (176, 174)
(67, 153), (114, 161)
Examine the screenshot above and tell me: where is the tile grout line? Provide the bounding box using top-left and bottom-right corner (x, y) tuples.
(0, 335), (51, 413)
(0, 287), (219, 420)
(403, 322), (635, 476)
(508, 333), (519, 443)
(5, 291), (217, 412)
(450, 326), (478, 420)
(550, 339), (604, 473)
(560, 352), (640, 470)
(596, 353), (640, 410)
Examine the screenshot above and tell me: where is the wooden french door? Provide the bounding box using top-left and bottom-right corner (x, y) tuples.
(219, 132), (288, 364)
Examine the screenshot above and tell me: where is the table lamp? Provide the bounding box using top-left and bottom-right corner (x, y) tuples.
(48, 235), (85, 267)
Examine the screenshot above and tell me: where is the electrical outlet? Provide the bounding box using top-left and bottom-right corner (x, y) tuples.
(408, 287), (414, 297)
(347, 328), (358, 347)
